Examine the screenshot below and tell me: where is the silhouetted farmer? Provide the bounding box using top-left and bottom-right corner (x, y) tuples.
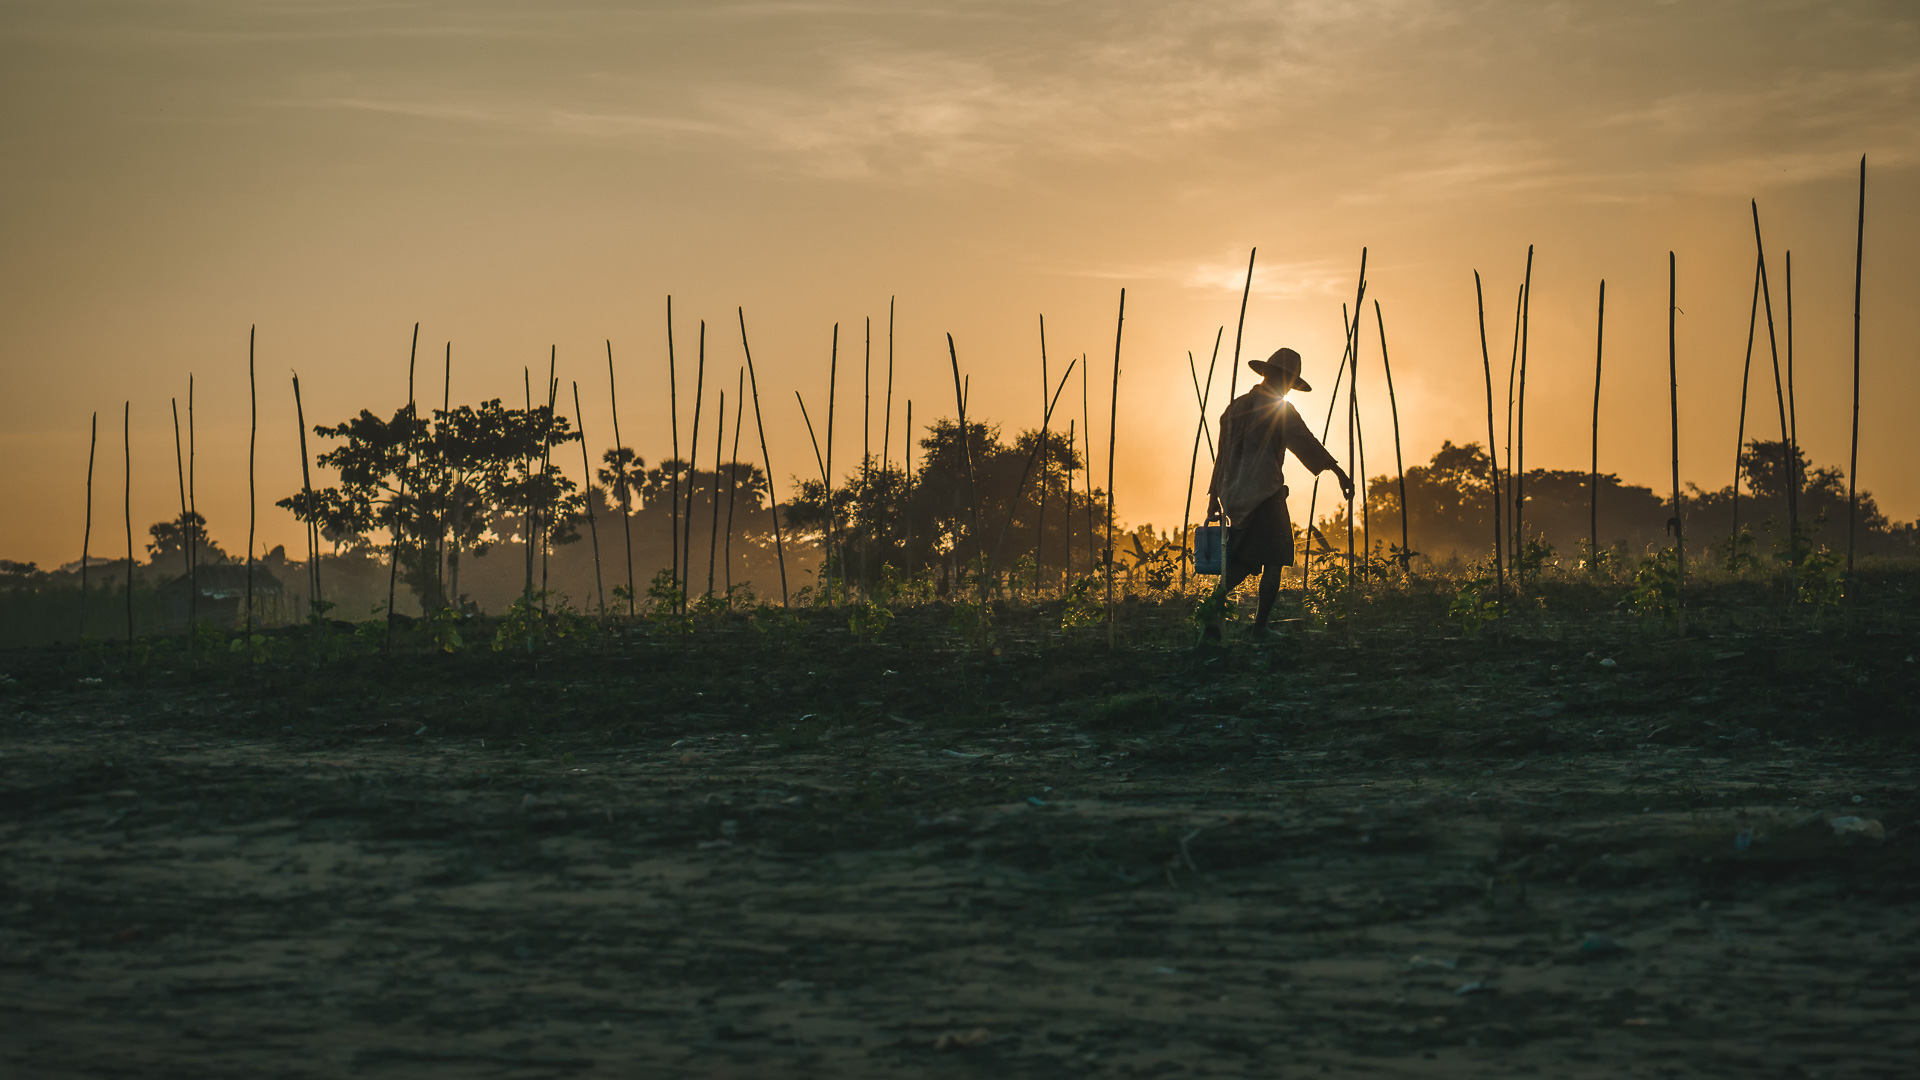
(1200, 347), (1351, 642)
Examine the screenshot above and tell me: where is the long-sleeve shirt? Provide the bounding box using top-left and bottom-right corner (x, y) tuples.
(1207, 384), (1339, 524)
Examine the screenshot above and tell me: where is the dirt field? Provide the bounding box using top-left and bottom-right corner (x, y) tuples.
(3, 602), (1917, 1078)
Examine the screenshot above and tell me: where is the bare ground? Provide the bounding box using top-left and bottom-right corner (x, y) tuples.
(2, 608), (1917, 1078)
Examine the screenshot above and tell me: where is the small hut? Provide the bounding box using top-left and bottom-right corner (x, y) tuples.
(160, 563), (285, 631)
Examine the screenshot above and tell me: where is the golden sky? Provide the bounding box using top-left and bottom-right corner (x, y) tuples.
(3, 0), (1917, 570)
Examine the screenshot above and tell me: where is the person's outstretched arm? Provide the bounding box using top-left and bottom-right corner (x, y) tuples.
(1281, 401), (1352, 499)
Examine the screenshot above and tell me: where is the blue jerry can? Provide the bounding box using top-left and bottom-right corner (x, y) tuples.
(1193, 524), (1226, 575)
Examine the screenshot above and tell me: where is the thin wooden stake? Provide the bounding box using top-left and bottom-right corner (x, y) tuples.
(1036, 314), (1049, 596)
(824, 323), (837, 603)
(187, 375), (197, 652)
(739, 308), (789, 605)
(1181, 328), (1224, 590)
(724, 368), (744, 599)
(1474, 272), (1506, 594)
(607, 341), (637, 616)
(882, 297), (895, 477)
(947, 334), (986, 591)
(1375, 300), (1410, 571)
(387, 323), (418, 651)
(1847, 155), (1866, 588)
(904, 399), (914, 567)
(540, 351), (557, 611)
(1668, 251), (1685, 633)
(571, 381), (606, 615)
(292, 375), (321, 616)
(1515, 245), (1534, 588)
(1225, 248), (1255, 403)
(1733, 258), (1761, 547)
(1105, 288), (1124, 648)
(1751, 201), (1797, 566)
(667, 297), (682, 600)
(707, 390), (724, 599)
(246, 327), (256, 642)
(171, 397), (189, 580)
(123, 401), (132, 654)
(683, 321), (706, 609)
(82, 411), (97, 638)
(1082, 355), (1095, 574)
(1346, 249), (1367, 590)
(1591, 281), (1605, 572)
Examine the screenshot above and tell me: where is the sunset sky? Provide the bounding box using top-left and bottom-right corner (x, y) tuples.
(3, 0), (1916, 573)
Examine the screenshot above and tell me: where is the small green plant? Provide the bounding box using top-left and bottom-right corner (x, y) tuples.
(1624, 546), (1680, 619)
(1446, 561), (1503, 633)
(643, 569), (692, 637)
(1717, 527), (1760, 574)
(948, 595), (995, 649)
(847, 597), (893, 642)
(1060, 575), (1104, 629)
(1796, 544), (1844, 608)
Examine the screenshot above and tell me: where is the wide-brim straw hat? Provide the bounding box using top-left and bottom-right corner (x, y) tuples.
(1248, 347), (1312, 392)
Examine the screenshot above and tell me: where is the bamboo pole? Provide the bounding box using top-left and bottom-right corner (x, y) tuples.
(522, 366), (535, 600)
(1514, 246), (1534, 588)
(1375, 300), (1409, 571)
(724, 368), (744, 598)
(797, 389), (831, 598)
(82, 410), (97, 638)
(292, 375), (321, 615)
(1668, 251), (1685, 633)
(171, 398), (189, 581)
(387, 324), (418, 651)
(1036, 314), (1049, 596)
(1303, 307), (1356, 590)
(707, 389), (724, 599)
(666, 297), (682, 601)
(1179, 353), (1205, 590)
(824, 323), (837, 603)
(1063, 417), (1074, 577)
(1345, 250), (1367, 590)
(946, 334), (986, 592)
(738, 308), (789, 606)
(606, 341), (637, 616)
(438, 342), (451, 606)
(1188, 329), (1223, 460)
(246, 328), (256, 642)
(1082, 355), (1095, 574)
(187, 375), (199, 652)
(1105, 288), (1124, 648)
(1733, 259), (1760, 550)
(1847, 155), (1866, 588)
(882, 296), (895, 477)
(1225, 248), (1255, 403)
(540, 351), (557, 611)
(1786, 251), (1799, 500)
(904, 399), (914, 568)
(1751, 201), (1796, 566)
(683, 321), (706, 609)
(861, 315), (871, 597)
(988, 357), (1076, 570)
(1474, 272), (1506, 594)
(571, 381), (606, 614)
(1590, 281), (1605, 572)
(123, 401), (132, 653)
(1504, 282), (1522, 553)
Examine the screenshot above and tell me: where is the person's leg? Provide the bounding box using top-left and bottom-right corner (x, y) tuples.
(1252, 562), (1282, 629)
(1199, 564), (1254, 641)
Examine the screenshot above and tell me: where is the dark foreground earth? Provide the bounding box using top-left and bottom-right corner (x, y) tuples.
(2, 597), (1917, 1078)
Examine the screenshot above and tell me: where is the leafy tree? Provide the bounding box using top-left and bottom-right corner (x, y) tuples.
(145, 510), (230, 566)
(278, 399), (582, 611)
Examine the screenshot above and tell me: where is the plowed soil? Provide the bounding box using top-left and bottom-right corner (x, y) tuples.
(3, 603), (1916, 1078)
